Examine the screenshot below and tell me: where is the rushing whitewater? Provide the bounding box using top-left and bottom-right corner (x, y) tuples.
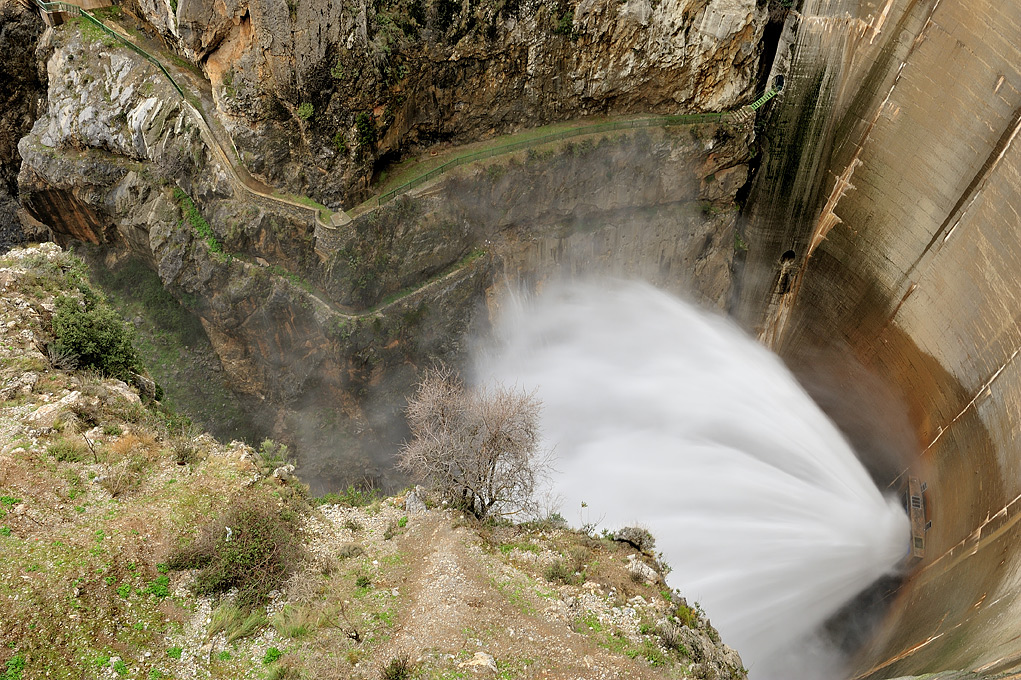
(475, 280), (910, 679)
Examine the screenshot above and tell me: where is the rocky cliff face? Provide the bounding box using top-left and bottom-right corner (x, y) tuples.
(0, 3), (47, 251)
(18, 5), (764, 489)
(123, 0), (768, 205)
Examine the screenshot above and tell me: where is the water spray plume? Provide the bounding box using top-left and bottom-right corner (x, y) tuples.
(476, 280), (910, 679)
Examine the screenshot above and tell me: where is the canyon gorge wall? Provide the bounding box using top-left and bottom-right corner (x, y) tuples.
(14, 0), (767, 488)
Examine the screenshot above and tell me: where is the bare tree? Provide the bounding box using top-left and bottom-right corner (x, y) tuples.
(398, 366), (552, 520)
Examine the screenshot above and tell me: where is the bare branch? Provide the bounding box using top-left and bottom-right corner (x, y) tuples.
(397, 367), (551, 520)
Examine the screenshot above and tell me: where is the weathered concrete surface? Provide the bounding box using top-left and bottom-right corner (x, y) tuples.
(735, 0), (1021, 677)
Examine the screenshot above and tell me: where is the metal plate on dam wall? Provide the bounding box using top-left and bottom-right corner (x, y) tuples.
(739, 0), (1021, 676)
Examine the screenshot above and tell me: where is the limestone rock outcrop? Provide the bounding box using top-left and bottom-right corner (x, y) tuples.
(127, 0), (768, 205)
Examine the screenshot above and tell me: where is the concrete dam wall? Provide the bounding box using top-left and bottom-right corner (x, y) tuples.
(737, 0), (1021, 676)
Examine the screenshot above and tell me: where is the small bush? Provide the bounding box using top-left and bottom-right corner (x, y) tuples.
(543, 559), (575, 585)
(172, 439), (199, 465)
(355, 112), (377, 147)
(337, 543), (364, 559)
(296, 102), (314, 120)
(98, 455), (149, 497)
(263, 647), (283, 665)
(51, 289), (141, 381)
(48, 439), (90, 463)
(3, 654), (25, 680)
(166, 647), (182, 660)
(656, 621), (691, 656)
(145, 575), (170, 598)
(355, 574), (371, 588)
(257, 439), (290, 474)
(167, 497), (304, 608)
(380, 655), (413, 680)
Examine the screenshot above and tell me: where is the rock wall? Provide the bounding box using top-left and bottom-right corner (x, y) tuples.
(124, 0), (769, 206)
(324, 125), (753, 311)
(18, 20), (759, 491)
(733, 0), (1021, 677)
(0, 3), (47, 251)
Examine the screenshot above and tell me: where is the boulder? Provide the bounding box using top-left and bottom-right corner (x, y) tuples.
(28, 390), (85, 428)
(458, 652), (497, 672)
(404, 485), (427, 514)
(0, 371), (38, 401)
(614, 526), (656, 552)
(273, 464), (296, 482)
(103, 378), (141, 405)
(626, 554), (661, 584)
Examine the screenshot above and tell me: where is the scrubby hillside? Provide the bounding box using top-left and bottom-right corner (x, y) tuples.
(0, 243), (745, 680)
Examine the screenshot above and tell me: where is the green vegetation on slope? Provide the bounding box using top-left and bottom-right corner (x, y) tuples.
(85, 252), (265, 444)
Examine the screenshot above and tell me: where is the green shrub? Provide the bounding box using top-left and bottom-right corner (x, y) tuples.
(543, 559), (576, 585)
(48, 439), (90, 463)
(51, 289), (141, 381)
(145, 575), (170, 598)
(333, 129), (348, 153)
(355, 112), (377, 147)
(380, 655), (413, 680)
(173, 189), (224, 256)
(263, 647), (283, 665)
(296, 102), (314, 120)
(2, 654), (25, 680)
(166, 647), (182, 660)
(167, 497), (304, 607)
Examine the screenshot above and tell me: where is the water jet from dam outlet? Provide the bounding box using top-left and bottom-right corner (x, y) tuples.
(475, 280), (910, 680)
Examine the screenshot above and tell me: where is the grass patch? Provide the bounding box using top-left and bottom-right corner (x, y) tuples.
(315, 485), (380, 508)
(272, 192), (334, 222)
(272, 604), (318, 639)
(172, 189), (226, 257)
(208, 603), (268, 642)
(48, 439), (91, 463)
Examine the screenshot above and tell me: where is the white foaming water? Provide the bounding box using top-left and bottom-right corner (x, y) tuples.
(475, 280), (910, 679)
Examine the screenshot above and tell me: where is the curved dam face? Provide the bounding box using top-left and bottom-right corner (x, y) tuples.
(738, 0), (1021, 677)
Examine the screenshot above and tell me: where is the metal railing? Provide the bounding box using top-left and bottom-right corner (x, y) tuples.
(749, 87), (780, 111)
(376, 111), (729, 207)
(37, 1), (190, 101)
(33, 0), (785, 225)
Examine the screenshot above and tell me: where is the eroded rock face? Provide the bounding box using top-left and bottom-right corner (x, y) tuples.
(129, 0), (767, 205)
(17, 17), (760, 490)
(0, 3), (47, 251)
